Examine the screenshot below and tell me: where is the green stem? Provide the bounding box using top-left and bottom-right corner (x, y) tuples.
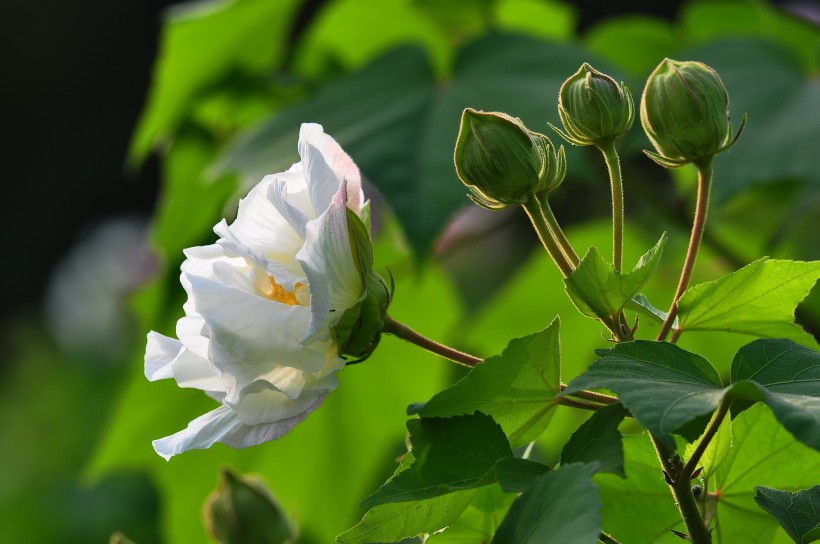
(522, 195), (575, 277)
(682, 398), (732, 478)
(599, 532), (623, 544)
(657, 159), (713, 342)
(651, 436), (712, 543)
(536, 196), (580, 267)
(560, 383), (619, 405)
(598, 140), (625, 273)
(558, 396), (605, 412)
(382, 316), (481, 368)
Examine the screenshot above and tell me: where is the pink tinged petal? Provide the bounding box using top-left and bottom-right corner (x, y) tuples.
(297, 186), (365, 344)
(145, 332), (180, 381)
(298, 123), (364, 217)
(151, 396), (326, 461)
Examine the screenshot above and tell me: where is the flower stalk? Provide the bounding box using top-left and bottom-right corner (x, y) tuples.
(597, 140), (625, 272)
(382, 315), (481, 367)
(657, 159), (713, 342)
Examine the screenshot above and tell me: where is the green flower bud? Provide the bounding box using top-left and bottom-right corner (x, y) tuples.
(454, 108), (566, 209)
(552, 63), (635, 146)
(333, 206), (390, 363)
(204, 468), (297, 544)
(640, 58), (746, 168)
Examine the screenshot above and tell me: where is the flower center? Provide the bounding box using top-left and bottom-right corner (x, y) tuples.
(265, 276), (303, 306)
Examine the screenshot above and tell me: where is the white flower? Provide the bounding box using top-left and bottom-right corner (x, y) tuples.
(145, 123), (371, 460)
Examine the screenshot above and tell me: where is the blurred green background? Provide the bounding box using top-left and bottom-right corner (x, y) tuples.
(2, 0), (820, 542)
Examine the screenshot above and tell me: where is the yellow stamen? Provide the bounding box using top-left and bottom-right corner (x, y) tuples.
(265, 277), (302, 306)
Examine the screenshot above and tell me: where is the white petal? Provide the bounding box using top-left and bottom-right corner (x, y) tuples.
(297, 186), (364, 343)
(144, 332), (180, 381)
(229, 381), (330, 426)
(170, 348), (220, 391)
(267, 177), (310, 239)
(222, 175), (304, 260)
(151, 397), (325, 461)
(185, 274), (326, 399)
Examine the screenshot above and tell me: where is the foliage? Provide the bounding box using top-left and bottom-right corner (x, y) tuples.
(7, 0), (820, 543)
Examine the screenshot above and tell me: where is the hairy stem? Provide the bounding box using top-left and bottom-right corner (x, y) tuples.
(382, 316), (481, 367)
(651, 436), (712, 543)
(557, 396), (606, 412)
(657, 159), (713, 342)
(682, 398), (732, 478)
(536, 196), (580, 267)
(522, 196), (575, 277)
(598, 140), (625, 272)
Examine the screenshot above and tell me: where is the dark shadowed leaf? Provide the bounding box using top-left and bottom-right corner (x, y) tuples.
(754, 486), (820, 544)
(560, 404), (628, 477)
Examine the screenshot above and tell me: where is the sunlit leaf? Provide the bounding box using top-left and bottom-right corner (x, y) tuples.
(564, 233), (667, 320)
(410, 319), (561, 446)
(676, 258), (820, 349)
(426, 484), (516, 544)
(712, 404), (820, 543)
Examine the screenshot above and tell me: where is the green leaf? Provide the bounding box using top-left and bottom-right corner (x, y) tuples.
(360, 413), (512, 508)
(426, 484), (516, 544)
(495, 458), (551, 494)
(337, 489), (479, 544)
(566, 338), (820, 453)
(564, 234), (667, 320)
(490, 464), (601, 544)
(712, 404), (820, 544)
(729, 338), (820, 451)
(754, 486), (820, 544)
(130, 0), (301, 161)
(677, 258), (820, 349)
(410, 319), (561, 446)
(596, 434), (683, 543)
(684, 412), (732, 480)
(625, 293), (667, 325)
(560, 404), (627, 477)
(563, 341), (724, 448)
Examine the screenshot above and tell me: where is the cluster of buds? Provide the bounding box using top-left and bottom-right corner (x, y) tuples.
(454, 58), (743, 200)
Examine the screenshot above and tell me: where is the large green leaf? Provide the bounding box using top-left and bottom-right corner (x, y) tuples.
(216, 34), (605, 254)
(409, 319), (561, 446)
(563, 341), (725, 448)
(712, 404), (820, 544)
(564, 234), (667, 320)
(676, 258), (820, 349)
(684, 413), (732, 480)
(565, 339), (820, 451)
(338, 488), (479, 544)
(730, 338), (820, 451)
(130, 0), (301, 161)
(361, 413), (512, 507)
(490, 464), (601, 544)
(754, 486), (820, 544)
(560, 404), (627, 477)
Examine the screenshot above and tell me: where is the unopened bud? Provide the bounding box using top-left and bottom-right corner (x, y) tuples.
(640, 58), (745, 168)
(454, 108), (566, 209)
(204, 468), (297, 544)
(552, 63), (634, 146)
